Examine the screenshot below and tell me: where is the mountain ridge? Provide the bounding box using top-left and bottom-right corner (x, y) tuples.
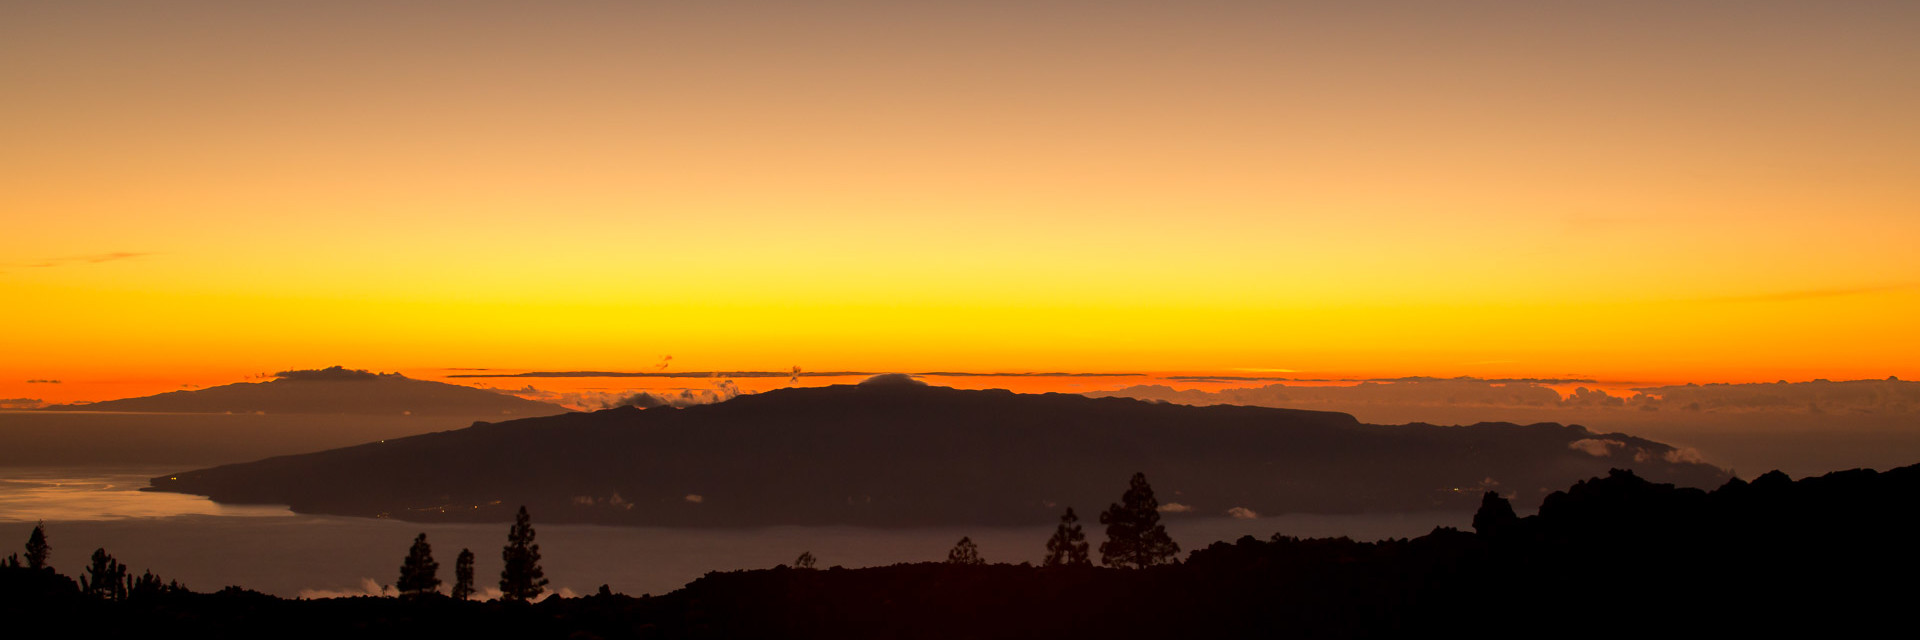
(43, 367), (570, 417)
(149, 382), (1727, 526)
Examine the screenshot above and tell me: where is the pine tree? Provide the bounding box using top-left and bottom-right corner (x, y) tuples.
(1098, 472), (1180, 568)
(499, 506), (548, 601)
(451, 548), (476, 601)
(947, 536), (984, 565)
(794, 551), (817, 569)
(24, 521), (50, 571)
(1043, 507), (1091, 566)
(397, 532), (441, 598)
(80, 548), (128, 601)
(128, 570), (184, 599)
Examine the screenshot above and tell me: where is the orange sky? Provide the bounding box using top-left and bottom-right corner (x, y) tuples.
(4, 1), (1918, 405)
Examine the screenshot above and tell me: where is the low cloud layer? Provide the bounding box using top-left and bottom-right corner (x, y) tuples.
(485, 378), (746, 411)
(858, 373), (927, 388)
(1091, 377), (1920, 415)
(1629, 378), (1920, 414)
(605, 380), (741, 409)
(1568, 439), (1626, 457)
(275, 366), (385, 381)
(295, 578), (573, 601)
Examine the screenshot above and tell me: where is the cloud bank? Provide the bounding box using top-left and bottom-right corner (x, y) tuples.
(1091, 377), (1920, 415)
(275, 366), (386, 381)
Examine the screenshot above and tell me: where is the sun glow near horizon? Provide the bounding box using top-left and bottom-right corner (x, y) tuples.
(4, 1), (1917, 403)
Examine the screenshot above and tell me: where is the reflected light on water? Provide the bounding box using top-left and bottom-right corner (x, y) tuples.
(0, 468), (293, 522)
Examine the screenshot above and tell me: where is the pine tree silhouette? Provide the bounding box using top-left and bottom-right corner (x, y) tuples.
(947, 536), (984, 565)
(128, 570), (184, 599)
(24, 521), (50, 571)
(1043, 507), (1091, 566)
(397, 532), (441, 598)
(794, 551), (817, 569)
(1098, 472), (1180, 568)
(499, 506), (548, 601)
(80, 548), (128, 601)
(452, 548), (476, 601)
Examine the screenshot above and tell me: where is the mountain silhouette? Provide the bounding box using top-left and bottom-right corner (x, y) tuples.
(44, 367), (569, 417)
(149, 380), (1727, 526)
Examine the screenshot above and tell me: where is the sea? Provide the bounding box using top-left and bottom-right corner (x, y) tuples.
(0, 466), (1470, 599)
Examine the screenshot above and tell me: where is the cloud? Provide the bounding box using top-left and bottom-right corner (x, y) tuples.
(1157, 502), (1194, 513)
(24, 251), (154, 268)
(1628, 378), (1920, 415)
(476, 382), (741, 411)
(1092, 377), (1577, 409)
(450, 370), (874, 379)
(1225, 507), (1259, 519)
(684, 494), (704, 504)
(448, 370), (1142, 379)
(296, 577), (388, 599)
(1710, 282), (1918, 304)
(603, 381), (743, 410)
(1562, 387), (1627, 407)
(1663, 448), (1707, 464)
(1097, 375), (1920, 417)
(1568, 439), (1626, 457)
(25, 379), (60, 384)
(858, 373), (927, 388)
(275, 366), (383, 381)
(608, 391), (672, 409)
(295, 578), (567, 602)
(0, 398), (44, 409)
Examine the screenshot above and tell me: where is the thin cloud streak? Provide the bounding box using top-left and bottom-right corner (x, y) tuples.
(448, 371), (1145, 379)
(24, 251), (154, 268)
(1706, 283), (1918, 304)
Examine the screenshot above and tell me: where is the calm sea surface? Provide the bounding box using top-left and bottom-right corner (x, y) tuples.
(0, 467), (1470, 599)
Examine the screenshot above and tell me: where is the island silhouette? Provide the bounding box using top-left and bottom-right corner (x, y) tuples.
(148, 376), (1727, 526)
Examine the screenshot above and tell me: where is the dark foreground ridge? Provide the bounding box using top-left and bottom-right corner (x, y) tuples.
(148, 382), (1726, 525)
(9, 463), (1918, 639)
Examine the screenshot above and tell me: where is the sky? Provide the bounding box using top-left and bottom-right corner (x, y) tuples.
(4, 1), (1918, 404)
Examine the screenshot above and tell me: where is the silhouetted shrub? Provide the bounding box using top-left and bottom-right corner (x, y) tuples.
(946, 537), (983, 565)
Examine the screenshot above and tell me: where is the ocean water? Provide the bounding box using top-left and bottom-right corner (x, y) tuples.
(0, 467), (1470, 599)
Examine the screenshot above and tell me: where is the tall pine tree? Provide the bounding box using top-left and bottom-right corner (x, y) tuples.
(24, 521), (50, 571)
(1098, 472), (1180, 568)
(451, 548), (476, 601)
(499, 506), (548, 601)
(1043, 507), (1091, 566)
(397, 532), (441, 598)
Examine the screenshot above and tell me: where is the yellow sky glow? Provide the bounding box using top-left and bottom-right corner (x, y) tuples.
(4, 1), (1917, 403)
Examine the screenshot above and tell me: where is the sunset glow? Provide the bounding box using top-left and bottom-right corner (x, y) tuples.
(5, 1), (1917, 404)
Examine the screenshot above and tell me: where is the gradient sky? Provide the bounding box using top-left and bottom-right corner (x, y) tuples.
(4, 1), (1918, 403)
